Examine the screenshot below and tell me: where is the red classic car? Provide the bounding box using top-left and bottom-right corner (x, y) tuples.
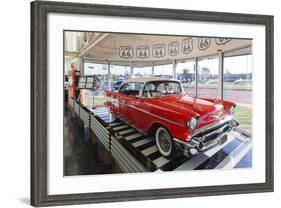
(104, 78), (238, 159)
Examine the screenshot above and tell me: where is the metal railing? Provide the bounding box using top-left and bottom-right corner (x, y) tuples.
(80, 106), (91, 127)
(74, 101), (80, 116)
(67, 102), (147, 173)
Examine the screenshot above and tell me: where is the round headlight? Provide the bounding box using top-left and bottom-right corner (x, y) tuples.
(229, 106), (235, 115)
(188, 117), (198, 130)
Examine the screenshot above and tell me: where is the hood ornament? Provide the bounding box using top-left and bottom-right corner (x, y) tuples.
(193, 104), (203, 111)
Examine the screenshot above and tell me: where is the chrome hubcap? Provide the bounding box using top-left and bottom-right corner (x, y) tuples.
(158, 130), (171, 152)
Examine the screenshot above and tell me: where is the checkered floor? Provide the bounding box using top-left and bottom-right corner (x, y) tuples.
(92, 107), (252, 171)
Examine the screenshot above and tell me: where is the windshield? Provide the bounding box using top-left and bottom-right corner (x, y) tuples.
(143, 81), (182, 97)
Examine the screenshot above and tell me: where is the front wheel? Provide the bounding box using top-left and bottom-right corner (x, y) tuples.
(155, 127), (176, 159)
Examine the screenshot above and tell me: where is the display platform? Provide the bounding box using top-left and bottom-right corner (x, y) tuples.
(69, 97), (252, 173)
(93, 107), (252, 171)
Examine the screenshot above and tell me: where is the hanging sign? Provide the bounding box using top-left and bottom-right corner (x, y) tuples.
(152, 44), (166, 58)
(117, 37), (240, 60)
(198, 37), (211, 50)
(168, 41), (179, 56)
(119, 46), (133, 58)
(182, 37), (193, 54)
(136, 45), (150, 58)
(215, 38), (232, 45)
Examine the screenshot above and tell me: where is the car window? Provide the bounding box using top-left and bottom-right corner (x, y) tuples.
(143, 83), (156, 97)
(143, 81), (181, 97)
(119, 82), (143, 96)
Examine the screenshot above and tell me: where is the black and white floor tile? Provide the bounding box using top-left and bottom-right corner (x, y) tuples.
(93, 107), (252, 171)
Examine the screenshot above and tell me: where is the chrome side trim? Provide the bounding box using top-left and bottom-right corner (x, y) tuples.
(187, 115), (237, 140)
(122, 103), (186, 127)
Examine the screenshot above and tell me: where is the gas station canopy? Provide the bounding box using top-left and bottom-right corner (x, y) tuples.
(65, 32), (252, 66)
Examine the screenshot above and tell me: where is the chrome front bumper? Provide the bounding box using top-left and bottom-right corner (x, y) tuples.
(173, 116), (239, 155)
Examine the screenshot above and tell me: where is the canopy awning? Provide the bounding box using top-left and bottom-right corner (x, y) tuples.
(65, 32), (252, 66)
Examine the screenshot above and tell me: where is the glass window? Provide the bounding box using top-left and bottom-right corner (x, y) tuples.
(154, 64), (173, 78)
(83, 62), (109, 90)
(223, 54), (252, 133)
(82, 62), (108, 107)
(133, 66), (152, 78)
(84, 62), (107, 76)
(198, 56), (219, 98)
(176, 59), (196, 97)
(110, 64), (130, 90)
(110, 64), (130, 82)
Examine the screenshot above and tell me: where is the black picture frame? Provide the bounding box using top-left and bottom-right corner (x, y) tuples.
(31, 0), (274, 207)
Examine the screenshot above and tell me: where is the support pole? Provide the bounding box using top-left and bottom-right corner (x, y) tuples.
(172, 60), (176, 79)
(152, 61), (154, 76)
(218, 51), (224, 100)
(130, 61), (133, 78)
(80, 58), (84, 75)
(108, 62), (111, 90)
(195, 57), (199, 98)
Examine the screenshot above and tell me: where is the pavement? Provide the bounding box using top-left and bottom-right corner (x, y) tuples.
(184, 88), (252, 105)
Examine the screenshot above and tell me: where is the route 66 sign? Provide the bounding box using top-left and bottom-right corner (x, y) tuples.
(198, 37), (211, 50)
(136, 45), (150, 58)
(119, 46), (133, 58)
(215, 38), (232, 45)
(182, 38), (193, 54)
(152, 44), (166, 58)
(168, 41), (179, 56)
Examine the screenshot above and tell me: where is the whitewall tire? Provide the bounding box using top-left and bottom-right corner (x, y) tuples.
(155, 127), (175, 159)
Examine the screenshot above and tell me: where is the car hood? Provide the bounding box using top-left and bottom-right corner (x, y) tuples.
(147, 94), (224, 120)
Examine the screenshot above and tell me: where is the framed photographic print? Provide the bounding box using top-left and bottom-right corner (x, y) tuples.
(31, 0), (274, 207)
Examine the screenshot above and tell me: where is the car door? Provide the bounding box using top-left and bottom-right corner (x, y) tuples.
(131, 82), (155, 132)
(118, 83), (130, 121)
(118, 82), (142, 123)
